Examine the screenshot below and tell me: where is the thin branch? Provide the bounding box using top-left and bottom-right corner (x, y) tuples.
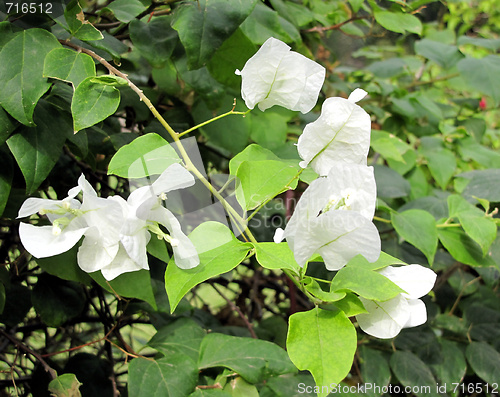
(211, 283), (257, 339)
(302, 16), (367, 33)
(0, 328), (57, 380)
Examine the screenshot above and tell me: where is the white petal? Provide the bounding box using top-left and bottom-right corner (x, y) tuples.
(100, 244), (146, 281)
(238, 37), (325, 113)
(378, 265), (437, 299)
(17, 197), (80, 218)
(120, 228), (150, 270)
(292, 211), (380, 269)
(77, 227), (119, 273)
(404, 299), (427, 328)
(19, 222), (87, 258)
(356, 295), (410, 339)
(152, 163), (195, 195)
(348, 88), (367, 103)
(297, 96), (371, 176)
(273, 227), (285, 243)
(151, 207), (199, 269)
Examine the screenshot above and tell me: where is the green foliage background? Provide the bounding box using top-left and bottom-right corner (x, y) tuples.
(1, 0), (500, 395)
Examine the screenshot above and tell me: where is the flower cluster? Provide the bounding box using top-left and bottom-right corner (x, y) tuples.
(18, 163), (199, 280)
(239, 37), (436, 338)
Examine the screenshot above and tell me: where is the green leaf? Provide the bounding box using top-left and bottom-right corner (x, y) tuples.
(64, 0), (104, 41)
(229, 144), (283, 175)
(32, 274), (85, 327)
(419, 138), (456, 190)
(240, 1), (301, 45)
(86, 31), (129, 59)
(91, 270), (157, 310)
(0, 145), (13, 216)
(0, 106), (17, 146)
(0, 29), (61, 126)
(345, 251), (408, 271)
(44, 48), (96, 88)
(458, 55), (500, 105)
(36, 246), (92, 285)
(103, 0), (149, 23)
(198, 333), (296, 383)
(252, 242), (300, 273)
(359, 346), (391, 397)
(207, 29), (257, 90)
(128, 355), (198, 397)
(430, 340), (466, 391)
(391, 209), (438, 265)
(172, 0), (258, 69)
(71, 76), (120, 132)
(458, 137), (500, 169)
(466, 342), (500, 386)
(165, 222), (252, 312)
(437, 228), (497, 268)
(331, 293), (367, 317)
(190, 390), (231, 397)
(287, 307), (356, 397)
(370, 130), (409, 163)
(236, 160), (298, 210)
(130, 16), (178, 68)
(414, 39), (464, 69)
(330, 266), (403, 301)
(249, 109), (292, 150)
(389, 351), (439, 397)
(223, 377), (259, 397)
(108, 133), (181, 178)
(373, 165), (410, 198)
(146, 236), (171, 263)
(305, 278), (346, 303)
(7, 101), (70, 193)
(48, 373), (82, 397)
(374, 11), (422, 35)
(457, 169), (500, 203)
(448, 195), (497, 256)
(148, 318), (205, 362)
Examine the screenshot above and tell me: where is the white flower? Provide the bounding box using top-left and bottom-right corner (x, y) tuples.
(235, 37), (325, 113)
(78, 163), (199, 280)
(18, 183), (88, 258)
(297, 88), (371, 176)
(356, 265), (437, 339)
(275, 162), (380, 270)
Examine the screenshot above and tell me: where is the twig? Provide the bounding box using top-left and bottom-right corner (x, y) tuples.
(0, 328), (57, 380)
(302, 16), (367, 33)
(211, 283), (257, 339)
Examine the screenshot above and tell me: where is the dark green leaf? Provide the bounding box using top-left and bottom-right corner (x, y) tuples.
(32, 274), (85, 327)
(71, 76), (120, 132)
(36, 246), (92, 285)
(108, 133), (181, 178)
(415, 39), (463, 69)
(430, 340), (467, 390)
(0, 145), (13, 216)
(466, 342), (500, 386)
(458, 55), (500, 105)
(0, 29), (61, 126)
(172, 0), (258, 69)
(359, 346), (391, 397)
(0, 282), (5, 315)
(44, 48), (96, 88)
(287, 307), (356, 397)
(391, 209), (438, 265)
(64, 353), (113, 397)
(148, 318), (205, 362)
(91, 270), (157, 309)
(103, 0), (149, 23)
(373, 165), (410, 198)
(390, 351), (439, 397)
(457, 169), (500, 203)
(130, 16), (178, 68)
(7, 101), (70, 193)
(64, 0), (104, 41)
(165, 222), (252, 312)
(0, 106), (17, 146)
(198, 333), (296, 383)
